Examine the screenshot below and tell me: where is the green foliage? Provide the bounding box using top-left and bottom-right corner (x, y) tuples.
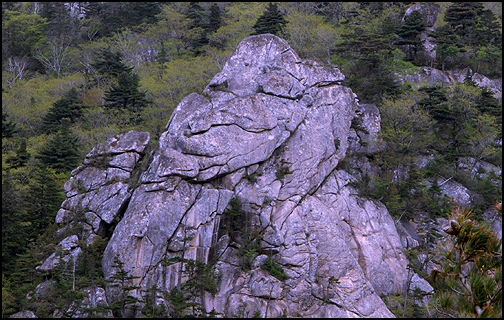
(1, 4), (502, 318)
(2, 173), (29, 278)
(395, 10), (426, 61)
(207, 3), (222, 35)
(382, 293), (427, 318)
(91, 48), (133, 79)
(275, 159), (292, 180)
(103, 71), (151, 125)
(2, 9), (48, 73)
(36, 119), (81, 173)
(23, 166), (65, 243)
(261, 257), (288, 281)
(41, 87), (87, 134)
(5, 138), (30, 169)
(252, 3), (287, 36)
(221, 198), (264, 271)
(246, 173), (258, 183)
(141, 284), (166, 317)
(106, 254), (142, 318)
(2, 110), (17, 138)
(163, 256), (220, 317)
(284, 9), (340, 63)
(337, 26), (401, 103)
(429, 206), (502, 317)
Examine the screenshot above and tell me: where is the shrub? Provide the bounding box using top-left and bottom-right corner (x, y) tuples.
(261, 257), (288, 281)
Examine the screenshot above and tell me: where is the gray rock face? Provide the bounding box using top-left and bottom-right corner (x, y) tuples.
(42, 34), (411, 317)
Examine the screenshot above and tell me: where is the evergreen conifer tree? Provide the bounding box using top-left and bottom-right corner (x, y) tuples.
(207, 3), (222, 34)
(41, 88), (87, 134)
(103, 71), (150, 124)
(91, 49), (133, 79)
(156, 43), (168, 64)
(24, 166), (64, 243)
(186, 2), (208, 54)
(429, 24), (461, 71)
(474, 7), (502, 47)
(6, 138), (30, 169)
(476, 87), (502, 122)
(106, 255), (141, 318)
(395, 10), (426, 61)
(2, 110), (17, 138)
(36, 118), (81, 173)
(444, 2), (484, 47)
(418, 86), (451, 122)
(252, 3), (287, 36)
(2, 174), (29, 278)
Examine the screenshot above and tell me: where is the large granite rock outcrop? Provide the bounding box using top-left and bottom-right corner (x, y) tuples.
(38, 34), (414, 317)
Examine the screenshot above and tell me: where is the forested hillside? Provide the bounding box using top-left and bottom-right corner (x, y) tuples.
(2, 2), (502, 317)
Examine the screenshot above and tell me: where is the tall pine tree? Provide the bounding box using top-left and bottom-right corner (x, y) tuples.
(395, 10), (426, 61)
(429, 24), (461, 72)
(252, 3), (287, 36)
(41, 88), (87, 134)
(2, 173), (29, 278)
(36, 118), (81, 173)
(2, 110), (17, 138)
(207, 3), (222, 34)
(24, 166), (65, 243)
(91, 48), (133, 79)
(186, 2), (208, 55)
(6, 138), (30, 169)
(103, 71), (150, 124)
(444, 2), (484, 47)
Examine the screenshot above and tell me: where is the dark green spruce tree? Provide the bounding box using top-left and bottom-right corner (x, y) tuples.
(24, 165), (65, 243)
(395, 10), (426, 61)
(2, 174), (29, 278)
(91, 48), (133, 79)
(418, 85), (450, 123)
(252, 3), (287, 36)
(476, 87), (502, 123)
(186, 2), (208, 55)
(41, 87), (87, 134)
(2, 110), (17, 138)
(337, 27), (400, 103)
(444, 2), (484, 47)
(36, 118), (81, 173)
(429, 24), (461, 71)
(474, 6), (502, 47)
(6, 138), (30, 169)
(207, 2), (222, 34)
(103, 71), (151, 125)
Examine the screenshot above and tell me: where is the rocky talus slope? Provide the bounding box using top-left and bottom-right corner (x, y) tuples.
(34, 34), (438, 318)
